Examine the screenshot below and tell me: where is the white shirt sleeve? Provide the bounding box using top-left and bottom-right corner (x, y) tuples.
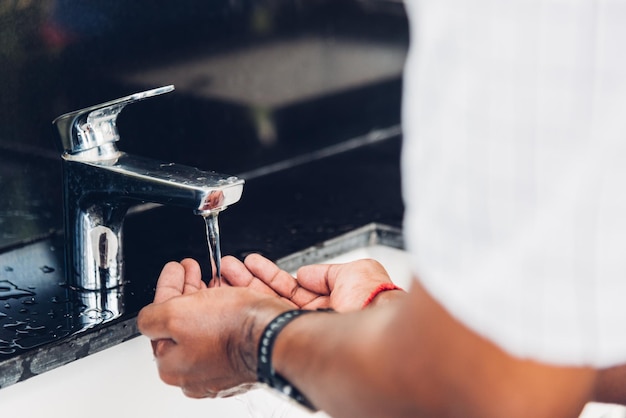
(402, 0), (626, 367)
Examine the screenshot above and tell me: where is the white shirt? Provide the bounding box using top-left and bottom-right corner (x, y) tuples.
(402, 0), (626, 367)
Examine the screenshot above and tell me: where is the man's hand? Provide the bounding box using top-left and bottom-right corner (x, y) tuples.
(138, 258), (291, 398)
(221, 253), (405, 312)
(138, 254), (404, 400)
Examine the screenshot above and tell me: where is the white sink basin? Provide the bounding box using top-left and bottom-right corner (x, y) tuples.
(0, 334), (290, 417)
(0, 224), (623, 418)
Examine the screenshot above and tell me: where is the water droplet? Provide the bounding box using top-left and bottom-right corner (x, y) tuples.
(160, 162), (175, 167)
(3, 320), (27, 330)
(19, 308), (28, 313)
(4, 303), (10, 309)
(0, 312), (6, 318)
(3, 266), (13, 272)
(196, 176), (207, 181)
(25, 324), (45, 332)
(50, 296), (59, 303)
(101, 309), (114, 321)
(40, 265), (55, 273)
(0, 281), (35, 300)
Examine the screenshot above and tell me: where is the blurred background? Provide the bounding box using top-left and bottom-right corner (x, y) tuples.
(0, 0), (408, 251)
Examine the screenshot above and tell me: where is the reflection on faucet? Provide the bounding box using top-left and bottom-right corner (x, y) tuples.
(53, 86), (244, 290)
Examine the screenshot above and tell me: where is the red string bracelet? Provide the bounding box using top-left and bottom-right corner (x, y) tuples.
(362, 283), (403, 309)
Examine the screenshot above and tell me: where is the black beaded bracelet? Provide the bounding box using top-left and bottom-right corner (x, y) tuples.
(256, 309), (316, 410)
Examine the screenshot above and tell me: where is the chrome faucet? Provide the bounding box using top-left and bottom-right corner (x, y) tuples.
(53, 86), (244, 290)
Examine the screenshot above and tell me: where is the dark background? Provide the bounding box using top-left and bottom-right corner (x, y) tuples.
(0, 0), (408, 368)
(0, 0), (408, 251)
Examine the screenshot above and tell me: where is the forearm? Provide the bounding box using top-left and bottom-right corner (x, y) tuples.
(594, 365), (626, 405)
(272, 280), (597, 418)
(273, 303), (418, 416)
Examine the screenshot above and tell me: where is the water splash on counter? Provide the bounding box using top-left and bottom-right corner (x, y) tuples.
(39, 265), (55, 274)
(0, 280), (35, 300)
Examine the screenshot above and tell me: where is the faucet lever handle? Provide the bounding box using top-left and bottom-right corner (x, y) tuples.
(53, 85), (174, 157)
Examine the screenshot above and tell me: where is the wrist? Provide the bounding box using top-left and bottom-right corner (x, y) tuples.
(238, 296), (292, 381)
(362, 283), (404, 309)
(257, 310), (316, 409)
(256, 308), (334, 410)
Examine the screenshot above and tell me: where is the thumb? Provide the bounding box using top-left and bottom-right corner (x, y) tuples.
(295, 263), (339, 295)
(137, 302), (176, 342)
(153, 262), (186, 304)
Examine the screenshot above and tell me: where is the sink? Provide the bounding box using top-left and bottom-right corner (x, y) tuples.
(0, 224), (406, 417)
(0, 223), (623, 418)
(581, 404), (626, 418)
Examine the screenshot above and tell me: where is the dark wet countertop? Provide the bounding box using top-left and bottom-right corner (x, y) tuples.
(0, 134), (403, 389)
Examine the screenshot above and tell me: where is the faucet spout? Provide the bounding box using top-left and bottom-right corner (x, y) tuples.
(54, 86), (244, 290)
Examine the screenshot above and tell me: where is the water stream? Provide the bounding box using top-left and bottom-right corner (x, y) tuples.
(202, 212), (222, 287)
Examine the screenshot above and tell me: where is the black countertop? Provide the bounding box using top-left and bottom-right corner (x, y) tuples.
(0, 133), (403, 389)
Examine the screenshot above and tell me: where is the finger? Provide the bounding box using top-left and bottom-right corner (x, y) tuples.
(179, 258), (207, 294)
(182, 387), (209, 399)
(221, 255), (257, 287)
(208, 277), (232, 288)
(221, 255), (281, 296)
(137, 303), (176, 341)
(294, 263), (335, 295)
(153, 261), (187, 304)
(151, 338), (176, 358)
(243, 253), (296, 293)
(244, 254), (320, 306)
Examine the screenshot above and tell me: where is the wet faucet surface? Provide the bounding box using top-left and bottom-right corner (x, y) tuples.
(53, 86), (244, 290)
